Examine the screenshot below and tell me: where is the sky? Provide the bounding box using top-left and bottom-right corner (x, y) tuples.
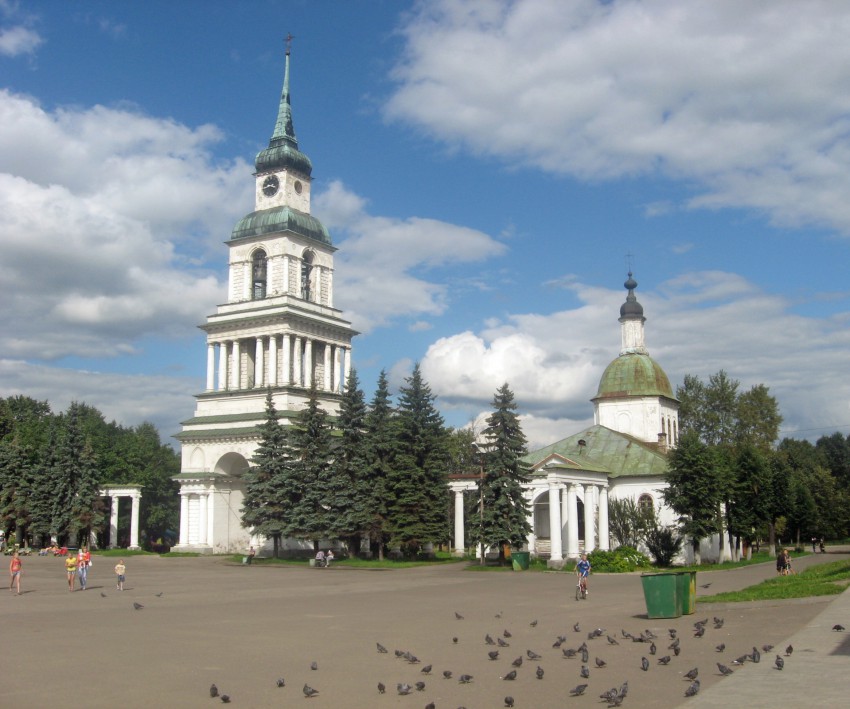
(2, 0), (849, 450)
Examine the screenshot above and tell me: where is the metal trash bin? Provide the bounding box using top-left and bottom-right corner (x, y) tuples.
(676, 571), (697, 615)
(640, 572), (682, 618)
(511, 551), (530, 571)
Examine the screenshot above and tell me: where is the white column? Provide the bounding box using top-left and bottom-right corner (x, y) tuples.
(333, 345), (341, 392)
(231, 340), (241, 390)
(254, 337), (264, 388)
(453, 489), (465, 556)
(218, 342), (228, 391)
(281, 334), (291, 385)
(548, 479), (563, 561)
(198, 492), (207, 545)
(598, 487), (610, 551)
(206, 344), (215, 391)
(327, 269), (333, 307)
(129, 494), (141, 550)
(343, 347), (350, 390)
(294, 337), (303, 386)
(526, 492), (536, 555)
(561, 485), (570, 556)
(180, 492), (189, 546)
(304, 338), (313, 388)
(269, 335), (278, 386)
(584, 484), (596, 552)
(179, 493), (189, 546)
(323, 343), (332, 390)
(109, 496), (119, 548)
(567, 484), (580, 558)
(207, 492), (215, 549)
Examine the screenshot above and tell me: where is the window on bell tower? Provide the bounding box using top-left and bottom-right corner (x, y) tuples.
(301, 250), (314, 301)
(252, 249), (267, 300)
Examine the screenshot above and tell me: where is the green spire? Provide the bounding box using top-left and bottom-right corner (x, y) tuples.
(255, 41), (313, 177)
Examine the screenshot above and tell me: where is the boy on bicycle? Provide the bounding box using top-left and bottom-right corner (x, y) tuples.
(576, 553), (591, 594)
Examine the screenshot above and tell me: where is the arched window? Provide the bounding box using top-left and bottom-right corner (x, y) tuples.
(301, 250), (314, 301)
(252, 249), (267, 300)
(638, 493), (654, 512)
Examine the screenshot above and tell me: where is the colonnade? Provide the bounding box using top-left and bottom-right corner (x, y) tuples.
(101, 486), (142, 550)
(451, 478), (610, 562)
(205, 336), (349, 393)
(178, 490), (216, 548)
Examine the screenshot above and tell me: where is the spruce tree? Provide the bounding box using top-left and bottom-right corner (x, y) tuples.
(473, 383), (532, 564)
(241, 391), (296, 557)
(386, 363), (450, 557)
(361, 370), (395, 559)
(0, 439), (33, 545)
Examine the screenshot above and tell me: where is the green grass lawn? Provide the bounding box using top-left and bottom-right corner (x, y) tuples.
(662, 550), (809, 573)
(698, 559), (850, 603)
(239, 551), (466, 569)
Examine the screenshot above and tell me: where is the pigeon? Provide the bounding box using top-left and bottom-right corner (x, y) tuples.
(570, 683), (588, 696)
(553, 638), (564, 648)
(442, 670), (452, 679)
(717, 663), (734, 676)
(600, 688), (618, 702)
(497, 638), (510, 647)
(732, 655), (748, 665)
(504, 629), (512, 638)
(674, 646), (681, 656)
(751, 647), (761, 663)
(619, 681), (629, 698)
(485, 634), (496, 645)
(501, 670), (517, 681)
(649, 641), (657, 655)
(607, 636), (619, 645)
(622, 629), (634, 639)
(377, 642), (388, 653)
(415, 681), (426, 691)
(527, 649), (541, 660)
(397, 683), (412, 695)
(458, 674), (473, 683)
(421, 665), (432, 675)
(489, 651), (500, 661)
(405, 654), (420, 664)
(276, 678), (285, 687)
(156, 592), (163, 598)
(578, 642), (588, 652)
(713, 618), (724, 629)
(133, 602), (144, 610)
(100, 592), (106, 598)
(694, 626), (705, 638)
(535, 664), (544, 680)
(210, 684), (219, 698)
(762, 644), (774, 651)
(658, 656), (671, 665)
(395, 649), (404, 657)
(715, 643), (726, 653)
(303, 684), (319, 698)
(562, 648), (577, 658)
(695, 618), (708, 627)
(530, 619), (538, 627)
(220, 696), (230, 704)
(669, 638), (680, 650)
(580, 665), (590, 679)
(775, 655), (784, 671)
(641, 657), (649, 671)
(669, 629), (678, 639)
(310, 661), (318, 671)
(785, 644), (793, 656)
(581, 647), (589, 663)
(452, 636), (458, 644)
(684, 680), (700, 697)
(595, 657), (607, 668)
(684, 667), (698, 680)
(377, 682), (385, 694)
(833, 624), (845, 632)
(505, 697), (515, 708)
(425, 703), (435, 709)
(455, 611), (464, 620)
(511, 656), (523, 668)
(700, 582), (711, 588)
(495, 611), (503, 618)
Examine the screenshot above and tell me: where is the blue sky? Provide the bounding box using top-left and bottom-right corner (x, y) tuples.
(2, 0), (849, 448)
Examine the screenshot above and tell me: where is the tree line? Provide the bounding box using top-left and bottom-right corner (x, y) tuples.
(0, 396), (180, 549)
(242, 365), (532, 560)
(663, 370), (850, 561)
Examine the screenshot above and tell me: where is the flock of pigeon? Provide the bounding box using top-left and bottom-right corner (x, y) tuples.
(197, 609), (846, 705)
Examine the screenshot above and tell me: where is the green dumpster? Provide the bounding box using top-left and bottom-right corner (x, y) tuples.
(511, 551), (530, 571)
(640, 572), (681, 619)
(676, 571), (696, 615)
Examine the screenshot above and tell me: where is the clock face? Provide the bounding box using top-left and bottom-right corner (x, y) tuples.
(262, 175), (280, 197)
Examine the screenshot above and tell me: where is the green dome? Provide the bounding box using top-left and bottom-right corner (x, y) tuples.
(255, 140), (313, 177)
(229, 206), (331, 246)
(594, 353), (675, 400)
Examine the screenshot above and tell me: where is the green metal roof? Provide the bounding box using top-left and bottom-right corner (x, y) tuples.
(593, 353), (675, 401)
(524, 424), (669, 479)
(229, 206), (331, 246)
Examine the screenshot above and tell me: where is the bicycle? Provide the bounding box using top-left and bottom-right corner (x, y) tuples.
(575, 574), (588, 601)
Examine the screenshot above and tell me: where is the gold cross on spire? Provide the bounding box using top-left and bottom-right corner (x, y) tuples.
(285, 33), (295, 55)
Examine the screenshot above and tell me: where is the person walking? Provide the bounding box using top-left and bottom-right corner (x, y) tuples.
(77, 548), (89, 591)
(65, 552), (77, 591)
(9, 551), (22, 595)
(114, 559), (126, 591)
(576, 553), (592, 595)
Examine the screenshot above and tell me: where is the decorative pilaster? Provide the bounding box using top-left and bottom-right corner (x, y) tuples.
(304, 338), (313, 388)
(198, 492), (207, 545)
(323, 343), (332, 390)
(281, 334), (291, 385)
(254, 337), (264, 387)
(294, 337), (303, 386)
(206, 344), (215, 391)
(269, 335), (278, 386)
(231, 340), (241, 390)
(548, 480), (563, 562)
(566, 484), (580, 558)
(207, 492), (215, 548)
(179, 493), (189, 546)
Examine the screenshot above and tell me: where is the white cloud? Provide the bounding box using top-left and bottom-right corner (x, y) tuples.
(386, 0), (850, 234)
(314, 180), (506, 332)
(420, 272), (850, 443)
